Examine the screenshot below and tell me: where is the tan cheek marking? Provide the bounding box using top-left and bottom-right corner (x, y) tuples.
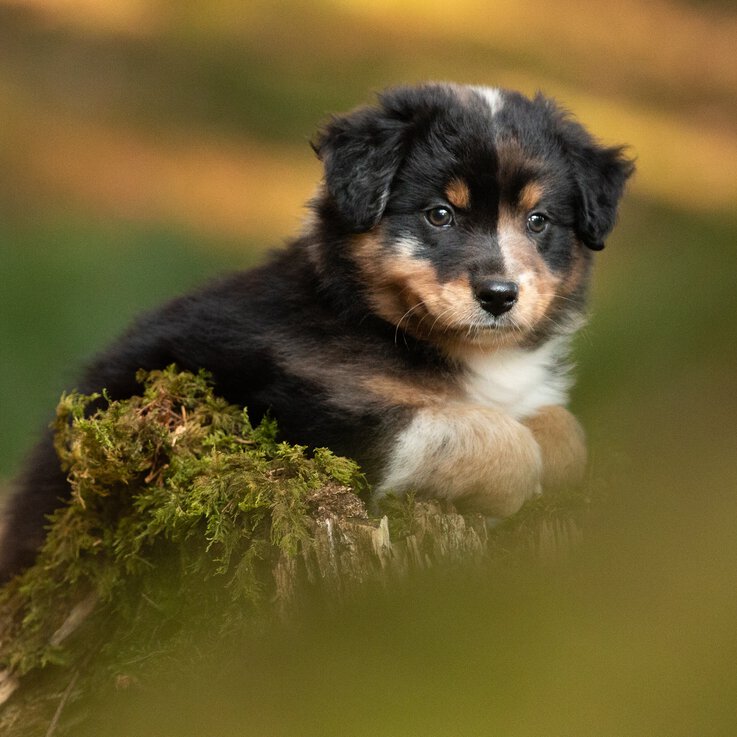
(498, 209), (562, 323)
(522, 405), (587, 490)
(350, 233), (424, 323)
(350, 233), (478, 337)
(445, 178), (471, 210)
(437, 275), (476, 318)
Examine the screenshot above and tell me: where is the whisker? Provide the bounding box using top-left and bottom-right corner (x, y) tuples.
(535, 293), (581, 305)
(429, 307), (457, 335)
(394, 301), (427, 344)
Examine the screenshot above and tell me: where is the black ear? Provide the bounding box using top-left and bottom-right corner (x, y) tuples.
(570, 141), (635, 251)
(545, 99), (635, 250)
(312, 99), (409, 232)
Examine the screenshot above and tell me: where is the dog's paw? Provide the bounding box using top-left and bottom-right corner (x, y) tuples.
(523, 405), (587, 491)
(378, 405), (543, 517)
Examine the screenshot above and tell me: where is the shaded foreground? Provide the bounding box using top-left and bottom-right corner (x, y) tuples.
(0, 368), (583, 736)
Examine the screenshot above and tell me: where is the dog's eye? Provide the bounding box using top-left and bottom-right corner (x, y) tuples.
(527, 213), (549, 234)
(425, 206), (455, 228)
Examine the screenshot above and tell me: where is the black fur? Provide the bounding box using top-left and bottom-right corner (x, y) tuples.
(533, 93), (635, 251)
(0, 83), (633, 580)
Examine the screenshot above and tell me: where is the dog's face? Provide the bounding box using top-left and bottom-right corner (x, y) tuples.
(313, 83), (633, 355)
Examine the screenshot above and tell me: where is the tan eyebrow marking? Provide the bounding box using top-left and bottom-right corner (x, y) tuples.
(445, 178), (471, 210)
(519, 181), (544, 212)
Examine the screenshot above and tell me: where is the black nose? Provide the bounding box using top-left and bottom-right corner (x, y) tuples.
(474, 280), (519, 316)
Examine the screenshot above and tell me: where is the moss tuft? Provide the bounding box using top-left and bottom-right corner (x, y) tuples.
(0, 367), (367, 679)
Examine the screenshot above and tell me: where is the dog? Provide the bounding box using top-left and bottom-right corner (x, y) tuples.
(0, 82), (633, 580)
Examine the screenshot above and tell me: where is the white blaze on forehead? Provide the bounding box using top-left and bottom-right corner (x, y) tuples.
(471, 86), (505, 117)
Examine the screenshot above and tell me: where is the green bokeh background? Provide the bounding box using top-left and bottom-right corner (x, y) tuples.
(1, 1), (736, 734)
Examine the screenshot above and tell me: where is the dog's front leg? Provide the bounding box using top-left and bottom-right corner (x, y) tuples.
(376, 405), (543, 517)
(522, 405), (587, 491)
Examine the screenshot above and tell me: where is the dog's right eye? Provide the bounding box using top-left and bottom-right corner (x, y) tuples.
(425, 206), (455, 228)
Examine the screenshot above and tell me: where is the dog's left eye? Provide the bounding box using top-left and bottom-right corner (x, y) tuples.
(527, 213), (549, 234)
(425, 206), (455, 228)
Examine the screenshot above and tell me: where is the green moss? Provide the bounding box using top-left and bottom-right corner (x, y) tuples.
(0, 367), (367, 678)
(0, 367), (591, 737)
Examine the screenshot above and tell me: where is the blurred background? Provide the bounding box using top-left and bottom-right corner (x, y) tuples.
(1, 0), (736, 734)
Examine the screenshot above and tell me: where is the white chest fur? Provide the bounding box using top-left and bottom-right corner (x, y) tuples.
(375, 338), (574, 506)
(460, 338), (572, 420)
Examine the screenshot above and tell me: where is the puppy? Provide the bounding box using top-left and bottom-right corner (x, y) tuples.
(0, 83), (633, 580)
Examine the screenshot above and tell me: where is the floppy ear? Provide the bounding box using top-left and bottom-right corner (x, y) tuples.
(545, 98), (635, 250)
(312, 101), (409, 232)
(568, 140), (635, 251)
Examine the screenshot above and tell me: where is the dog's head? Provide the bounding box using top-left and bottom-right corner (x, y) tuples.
(312, 83), (634, 353)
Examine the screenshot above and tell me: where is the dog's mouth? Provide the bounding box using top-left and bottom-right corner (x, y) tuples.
(460, 315), (514, 334)
(393, 300), (530, 348)
(456, 312), (528, 341)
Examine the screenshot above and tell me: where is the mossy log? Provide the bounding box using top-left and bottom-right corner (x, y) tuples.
(0, 368), (584, 736)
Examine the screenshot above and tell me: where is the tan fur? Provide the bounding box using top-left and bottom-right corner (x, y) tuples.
(445, 178), (471, 210)
(351, 232), (481, 341)
(362, 374), (453, 408)
(497, 137), (543, 181)
(349, 232), (409, 324)
(379, 404), (543, 517)
(497, 209), (562, 328)
(350, 229), (568, 358)
(518, 181), (544, 213)
(522, 405), (587, 490)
